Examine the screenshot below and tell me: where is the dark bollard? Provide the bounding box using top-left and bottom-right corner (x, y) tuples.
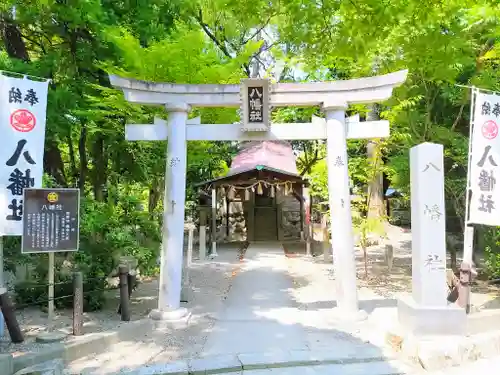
(118, 271), (136, 315)
(73, 272), (84, 336)
(118, 265), (130, 321)
(127, 272), (136, 299)
(0, 291), (24, 343)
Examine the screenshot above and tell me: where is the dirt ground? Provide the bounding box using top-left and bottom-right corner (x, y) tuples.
(283, 225), (500, 309)
(0, 243), (245, 359)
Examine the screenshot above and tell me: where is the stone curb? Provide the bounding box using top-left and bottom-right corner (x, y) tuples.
(14, 358), (63, 375)
(9, 318), (152, 375)
(113, 346), (395, 375)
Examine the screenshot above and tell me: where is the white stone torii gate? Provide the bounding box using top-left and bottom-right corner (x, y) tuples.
(109, 70), (408, 321)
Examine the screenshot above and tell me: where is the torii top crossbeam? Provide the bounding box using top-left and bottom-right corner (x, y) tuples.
(109, 70), (408, 108)
(109, 69), (408, 320)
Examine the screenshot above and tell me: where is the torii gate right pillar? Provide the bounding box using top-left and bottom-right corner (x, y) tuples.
(324, 102), (361, 318)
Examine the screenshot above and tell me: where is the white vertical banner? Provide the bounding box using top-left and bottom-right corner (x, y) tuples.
(469, 91), (500, 226)
(0, 74), (49, 235)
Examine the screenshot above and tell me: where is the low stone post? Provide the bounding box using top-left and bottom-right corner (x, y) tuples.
(321, 214), (331, 263)
(118, 265), (130, 321)
(181, 224), (194, 303)
(199, 209), (207, 261)
(211, 188), (218, 257)
(385, 244), (394, 272)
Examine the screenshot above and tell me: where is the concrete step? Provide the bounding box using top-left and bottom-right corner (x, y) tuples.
(87, 348), (417, 375)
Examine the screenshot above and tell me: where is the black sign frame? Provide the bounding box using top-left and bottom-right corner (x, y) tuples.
(21, 188), (80, 254)
(247, 86), (265, 124)
(240, 78), (270, 131)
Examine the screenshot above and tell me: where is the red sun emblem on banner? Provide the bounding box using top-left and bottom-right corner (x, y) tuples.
(10, 109), (36, 132)
(482, 120), (498, 140)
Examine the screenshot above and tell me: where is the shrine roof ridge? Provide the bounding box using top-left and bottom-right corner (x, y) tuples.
(109, 70), (408, 95)
(195, 165), (306, 187)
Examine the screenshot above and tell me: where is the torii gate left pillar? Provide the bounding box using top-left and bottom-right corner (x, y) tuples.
(150, 103), (190, 320)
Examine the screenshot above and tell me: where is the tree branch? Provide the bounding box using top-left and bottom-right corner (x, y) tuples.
(243, 15), (274, 44)
(195, 9), (232, 59)
(20, 32), (46, 54)
(451, 101), (466, 131)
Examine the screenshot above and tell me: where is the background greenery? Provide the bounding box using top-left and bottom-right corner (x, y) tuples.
(2, 0), (500, 309)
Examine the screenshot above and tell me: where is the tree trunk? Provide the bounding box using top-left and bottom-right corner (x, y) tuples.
(474, 225), (484, 268)
(91, 134), (107, 201)
(0, 14), (30, 61)
(43, 140), (67, 187)
(78, 126), (88, 192)
(68, 135), (78, 185)
(366, 105), (386, 220)
(148, 178), (162, 214)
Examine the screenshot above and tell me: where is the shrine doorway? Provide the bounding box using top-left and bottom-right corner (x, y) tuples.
(253, 188), (278, 242)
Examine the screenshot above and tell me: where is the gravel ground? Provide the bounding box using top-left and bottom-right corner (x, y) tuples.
(0, 243), (245, 373)
(284, 224), (500, 315)
(64, 244), (245, 374)
(0, 278), (159, 354)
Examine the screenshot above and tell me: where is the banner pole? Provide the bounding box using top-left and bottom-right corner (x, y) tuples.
(459, 87), (477, 314)
(463, 88), (476, 265)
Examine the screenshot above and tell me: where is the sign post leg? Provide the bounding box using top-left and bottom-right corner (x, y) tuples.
(48, 252), (55, 326)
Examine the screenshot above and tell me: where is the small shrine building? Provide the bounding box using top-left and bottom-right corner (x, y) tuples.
(198, 140), (310, 243)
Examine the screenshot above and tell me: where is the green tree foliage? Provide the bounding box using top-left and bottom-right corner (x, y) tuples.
(277, 0), (500, 271)
(5, 0), (500, 297)
(0, 0), (248, 309)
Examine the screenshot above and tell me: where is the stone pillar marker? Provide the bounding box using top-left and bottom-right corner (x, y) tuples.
(324, 102), (363, 319)
(150, 103), (190, 321)
(411, 143), (447, 306)
(398, 142), (466, 334)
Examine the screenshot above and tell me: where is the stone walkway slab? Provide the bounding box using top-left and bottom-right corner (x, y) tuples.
(202, 243), (309, 356)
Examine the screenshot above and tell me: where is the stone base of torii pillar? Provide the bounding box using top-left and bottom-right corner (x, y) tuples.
(397, 143), (466, 335)
(149, 308), (191, 328)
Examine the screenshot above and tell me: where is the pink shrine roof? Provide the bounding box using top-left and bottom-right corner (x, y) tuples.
(228, 141), (299, 176)
(196, 140), (306, 188)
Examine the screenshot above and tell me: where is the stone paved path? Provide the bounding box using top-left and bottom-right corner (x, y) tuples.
(201, 243), (309, 355)
(200, 243), (397, 360)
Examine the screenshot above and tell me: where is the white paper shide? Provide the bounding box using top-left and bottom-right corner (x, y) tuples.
(469, 92), (500, 226)
(0, 75), (49, 235)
